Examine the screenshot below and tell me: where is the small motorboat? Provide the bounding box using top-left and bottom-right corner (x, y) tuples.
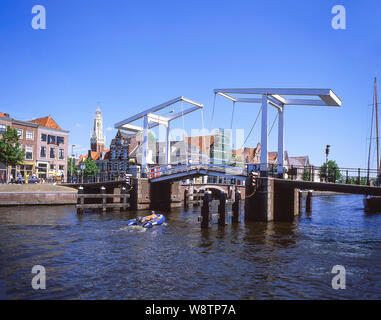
(127, 212), (165, 228)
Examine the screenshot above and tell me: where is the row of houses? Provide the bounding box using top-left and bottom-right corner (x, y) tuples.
(0, 112), (69, 181)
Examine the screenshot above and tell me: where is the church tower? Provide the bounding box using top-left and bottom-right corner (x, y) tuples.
(90, 106), (106, 153)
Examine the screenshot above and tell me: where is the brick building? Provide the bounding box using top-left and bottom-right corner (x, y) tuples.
(30, 116), (69, 180)
(0, 112), (69, 182)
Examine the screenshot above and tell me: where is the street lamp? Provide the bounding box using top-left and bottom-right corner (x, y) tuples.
(80, 163), (86, 184)
(71, 144), (76, 182)
(325, 145), (330, 182)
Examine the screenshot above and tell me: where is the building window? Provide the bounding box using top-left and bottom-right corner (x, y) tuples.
(40, 146), (46, 158)
(16, 129), (23, 139)
(41, 133), (47, 142)
(48, 135), (56, 144)
(50, 147), (56, 159)
(0, 124), (6, 134)
(50, 164), (56, 170)
(26, 131), (34, 140)
(59, 149), (64, 160)
(25, 145), (33, 160)
(59, 165), (64, 171)
(57, 136), (64, 145)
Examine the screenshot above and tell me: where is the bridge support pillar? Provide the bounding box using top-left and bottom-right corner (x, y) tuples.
(273, 185), (299, 221)
(129, 178), (150, 210)
(150, 180), (182, 211)
(245, 177), (299, 222)
(245, 177), (274, 222)
(218, 192), (227, 226)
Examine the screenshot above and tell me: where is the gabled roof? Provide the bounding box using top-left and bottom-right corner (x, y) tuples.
(30, 116), (62, 130)
(288, 156), (309, 167)
(76, 151), (102, 165)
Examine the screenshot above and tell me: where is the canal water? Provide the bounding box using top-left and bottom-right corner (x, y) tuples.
(0, 194), (380, 299)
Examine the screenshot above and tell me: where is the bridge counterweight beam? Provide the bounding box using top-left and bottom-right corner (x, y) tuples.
(277, 106), (285, 178)
(142, 115), (148, 174)
(165, 123), (170, 165)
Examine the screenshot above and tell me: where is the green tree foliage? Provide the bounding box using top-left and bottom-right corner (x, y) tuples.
(303, 168), (311, 181)
(0, 126), (25, 167)
(319, 160), (342, 183)
(82, 157), (100, 176)
(67, 157), (78, 176)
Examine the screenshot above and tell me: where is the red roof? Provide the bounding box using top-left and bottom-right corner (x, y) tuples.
(0, 111), (4, 117)
(30, 116), (62, 130)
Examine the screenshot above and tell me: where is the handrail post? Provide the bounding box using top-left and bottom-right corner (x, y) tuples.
(357, 168), (361, 185)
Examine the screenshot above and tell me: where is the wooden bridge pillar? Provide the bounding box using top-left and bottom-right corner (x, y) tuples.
(120, 186), (128, 212)
(232, 191), (241, 223)
(184, 189), (189, 209)
(298, 190), (303, 214)
(201, 191), (212, 229)
(77, 186), (84, 214)
(100, 186), (106, 213)
(218, 192), (227, 226)
(306, 190), (312, 212)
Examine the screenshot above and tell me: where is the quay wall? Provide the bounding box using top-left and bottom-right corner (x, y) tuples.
(0, 191), (77, 206)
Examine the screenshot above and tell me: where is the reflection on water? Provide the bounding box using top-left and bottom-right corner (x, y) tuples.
(0, 194), (380, 299)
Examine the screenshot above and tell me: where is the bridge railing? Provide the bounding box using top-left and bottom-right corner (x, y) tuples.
(262, 164), (380, 186)
(67, 173), (131, 184)
(147, 162), (247, 180)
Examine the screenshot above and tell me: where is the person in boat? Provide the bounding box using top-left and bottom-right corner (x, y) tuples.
(141, 211), (159, 223)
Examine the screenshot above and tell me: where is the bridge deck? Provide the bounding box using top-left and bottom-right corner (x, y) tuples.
(273, 178), (381, 196)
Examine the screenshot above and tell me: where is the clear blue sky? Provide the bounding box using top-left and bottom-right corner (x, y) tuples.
(0, 0), (380, 168)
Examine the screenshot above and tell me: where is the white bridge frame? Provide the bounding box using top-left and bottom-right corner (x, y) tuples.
(114, 96), (203, 171)
(214, 88), (342, 176)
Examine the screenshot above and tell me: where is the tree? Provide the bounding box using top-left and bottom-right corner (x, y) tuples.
(67, 157), (78, 177)
(303, 168), (311, 181)
(0, 126), (25, 182)
(319, 160), (342, 183)
(82, 157), (100, 176)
